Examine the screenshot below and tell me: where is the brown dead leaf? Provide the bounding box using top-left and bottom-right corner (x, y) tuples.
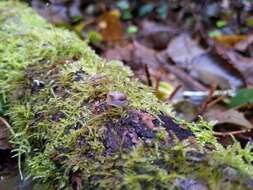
(215, 44), (253, 86)
(103, 41), (159, 70)
(103, 41), (176, 86)
(213, 35), (247, 48)
(190, 52), (245, 89)
(132, 41), (160, 70)
(98, 11), (123, 43)
(234, 34), (253, 51)
(166, 33), (206, 68)
(204, 106), (253, 129)
(103, 43), (133, 63)
(104, 41), (206, 91)
(166, 33), (245, 89)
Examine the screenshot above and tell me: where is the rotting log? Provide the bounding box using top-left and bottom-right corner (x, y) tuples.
(0, 1), (253, 190)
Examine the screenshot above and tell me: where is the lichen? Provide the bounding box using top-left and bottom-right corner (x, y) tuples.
(0, 1), (253, 190)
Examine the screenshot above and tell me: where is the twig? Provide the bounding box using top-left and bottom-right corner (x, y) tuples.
(144, 64), (152, 87)
(206, 95), (225, 109)
(213, 129), (251, 136)
(198, 85), (216, 114)
(192, 84), (216, 121)
(168, 84), (182, 101)
(155, 74), (161, 92)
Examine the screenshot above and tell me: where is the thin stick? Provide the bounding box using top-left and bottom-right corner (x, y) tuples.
(193, 84), (216, 121)
(206, 95), (225, 109)
(155, 75), (161, 92)
(213, 129), (251, 136)
(144, 64), (152, 87)
(168, 84), (182, 101)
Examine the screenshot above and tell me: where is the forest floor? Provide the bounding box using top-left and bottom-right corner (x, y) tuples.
(0, 0), (253, 189)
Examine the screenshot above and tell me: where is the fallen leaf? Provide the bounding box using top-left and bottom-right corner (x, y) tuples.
(104, 41), (159, 71)
(213, 34), (247, 48)
(127, 25), (138, 34)
(215, 44), (253, 86)
(204, 106), (253, 129)
(104, 41), (205, 91)
(103, 43), (133, 62)
(229, 88), (253, 108)
(131, 41), (160, 70)
(167, 34), (246, 90)
(139, 3), (154, 17)
(103, 42), (175, 86)
(234, 34), (253, 52)
(107, 41), (208, 92)
(156, 81), (174, 101)
(190, 52), (245, 89)
(216, 20), (227, 28)
(116, 1), (130, 10)
(166, 33), (206, 68)
(98, 11), (123, 43)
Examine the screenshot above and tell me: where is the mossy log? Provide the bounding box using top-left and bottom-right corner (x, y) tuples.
(0, 1), (253, 190)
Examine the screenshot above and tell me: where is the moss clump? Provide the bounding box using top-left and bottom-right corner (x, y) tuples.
(0, 1), (253, 190)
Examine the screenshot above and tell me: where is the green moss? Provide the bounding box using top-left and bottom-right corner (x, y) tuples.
(0, 1), (253, 190)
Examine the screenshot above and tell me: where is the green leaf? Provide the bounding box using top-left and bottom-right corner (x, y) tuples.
(122, 10), (132, 20)
(229, 88), (253, 108)
(87, 30), (103, 44)
(208, 30), (221, 37)
(117, 0), (129, 10)
(216, 20), (227, 28)
(71, 15), (83, 23)
(127, 25), (138, 34)
(139, 4), (154, 17)
(156, 81), (173, 101)
(246, 17), (253, 27)
(157, 4), (168, 19)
